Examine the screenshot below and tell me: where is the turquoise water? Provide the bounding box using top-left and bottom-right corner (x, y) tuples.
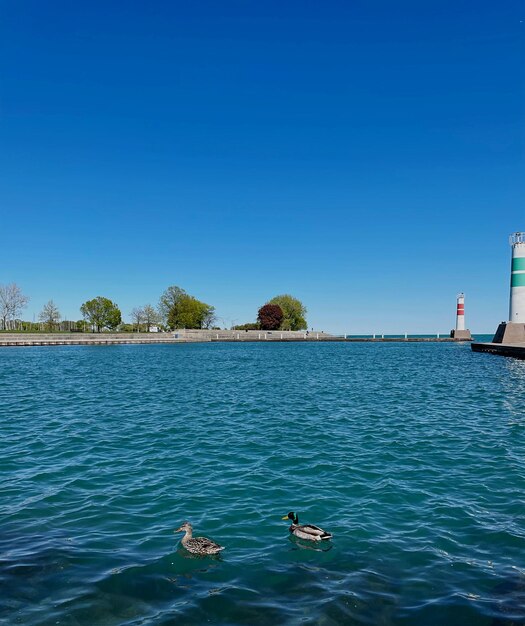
(1, 342), (525, 625)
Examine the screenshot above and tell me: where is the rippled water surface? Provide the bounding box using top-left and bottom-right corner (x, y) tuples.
(2, 342), (525, 625)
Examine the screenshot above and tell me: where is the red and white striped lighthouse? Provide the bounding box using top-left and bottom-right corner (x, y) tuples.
(456, 293), (465, 332)
(451, 292), (471, 340)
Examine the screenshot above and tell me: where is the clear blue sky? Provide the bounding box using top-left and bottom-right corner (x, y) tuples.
(1, 1), (523, 333)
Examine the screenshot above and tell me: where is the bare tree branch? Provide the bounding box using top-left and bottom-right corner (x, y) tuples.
(0, 283), (29, 330)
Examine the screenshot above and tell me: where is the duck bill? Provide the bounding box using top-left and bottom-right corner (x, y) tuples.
(281, 516), (289, 520)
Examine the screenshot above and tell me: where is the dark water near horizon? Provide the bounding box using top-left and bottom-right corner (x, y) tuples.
(1, 342), (525, 625)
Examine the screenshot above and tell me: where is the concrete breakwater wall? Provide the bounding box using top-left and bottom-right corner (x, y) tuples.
(1, 330), (468, 347)
(175, 329), (335, 341)
(0, 332), (182, 347)
(0, 330), (334, 346)
(173, 330), (463, 342)
(471, 342), (525, 359)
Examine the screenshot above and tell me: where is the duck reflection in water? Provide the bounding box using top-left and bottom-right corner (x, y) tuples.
(289, 536), (333, 552)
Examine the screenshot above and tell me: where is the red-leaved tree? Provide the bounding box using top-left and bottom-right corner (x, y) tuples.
(257, 304), (284, 330)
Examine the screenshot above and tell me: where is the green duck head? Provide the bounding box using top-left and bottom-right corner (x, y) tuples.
(282, 511), (299, 524)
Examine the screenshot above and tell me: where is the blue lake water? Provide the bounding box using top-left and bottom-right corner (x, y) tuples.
(1, 341), (525, 625)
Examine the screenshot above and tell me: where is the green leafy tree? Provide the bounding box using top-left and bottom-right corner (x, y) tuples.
(158, 286), (187, 324)
(201, 305), (216, 329)
(232, 323), (260, 330)
(76, 319), (87, 332)
(80, 297), (122, 332)
(159, 285), (215, 330)
(38, 300), (61, 331)
(167, 294), (215, 329)
(268, 294), (307, 330)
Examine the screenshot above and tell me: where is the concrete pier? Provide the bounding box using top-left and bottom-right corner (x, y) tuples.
(0, 330), (469, 347)
(471, 322), (525, 359)
(0, 333), (182, 347)
(471, 341), (525, 359)
(0, 330), (336, 346)
(491, 321), (525, 344)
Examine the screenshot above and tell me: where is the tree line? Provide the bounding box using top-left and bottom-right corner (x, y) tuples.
(0, 283), (308, 333)
(235, 295), (307, 331)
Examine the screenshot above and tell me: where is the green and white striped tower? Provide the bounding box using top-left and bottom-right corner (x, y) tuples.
(490, 232), (525, 344)
(509, 232), (525, 323)
(473, 232), (525, 350)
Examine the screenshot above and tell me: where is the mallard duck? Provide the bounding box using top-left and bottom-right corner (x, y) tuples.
(282, 511), (332, 541)
(175, 522), (225, 555)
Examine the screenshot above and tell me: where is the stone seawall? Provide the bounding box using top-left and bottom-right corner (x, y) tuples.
(0, 330), (467, 347)
(0, 330), (333, 346)
(173, 329), (335, 341)
(0, 333), (181, 347)
(471, 342), (525, 359)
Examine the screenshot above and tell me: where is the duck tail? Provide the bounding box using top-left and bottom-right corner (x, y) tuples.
(321, 532), (333, 540)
